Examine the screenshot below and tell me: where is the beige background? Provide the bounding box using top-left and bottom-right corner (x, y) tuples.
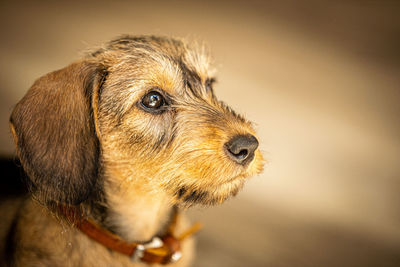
(1, 0), (399, 266)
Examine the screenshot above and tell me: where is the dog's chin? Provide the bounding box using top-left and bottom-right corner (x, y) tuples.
(175, 176), (246, 208)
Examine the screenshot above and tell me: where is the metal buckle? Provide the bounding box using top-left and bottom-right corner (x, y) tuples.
(130, 237), (163, 262)
(170, 251), (182, 263)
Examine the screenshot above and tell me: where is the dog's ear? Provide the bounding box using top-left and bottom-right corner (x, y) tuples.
(10, 61), (106, 205)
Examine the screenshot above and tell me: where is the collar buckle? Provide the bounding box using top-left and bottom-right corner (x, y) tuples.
(131, 234), (183, 264)
(131, 236), (163, 262)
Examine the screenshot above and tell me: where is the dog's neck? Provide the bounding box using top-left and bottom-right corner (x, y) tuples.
(102, 169), (174, 242)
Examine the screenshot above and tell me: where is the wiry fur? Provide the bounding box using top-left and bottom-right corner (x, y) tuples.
(6, 35), (264, 266)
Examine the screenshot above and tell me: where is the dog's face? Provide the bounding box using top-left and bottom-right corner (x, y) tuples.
(10, 36), (264, 207)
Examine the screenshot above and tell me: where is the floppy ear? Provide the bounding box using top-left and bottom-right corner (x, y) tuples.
(10, 61), (105, 205)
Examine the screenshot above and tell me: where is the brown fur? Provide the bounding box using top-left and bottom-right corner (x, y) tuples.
(6, 35), (264, 266)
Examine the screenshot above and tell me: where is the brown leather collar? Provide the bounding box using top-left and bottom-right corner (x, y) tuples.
(58, 205), (202, 264)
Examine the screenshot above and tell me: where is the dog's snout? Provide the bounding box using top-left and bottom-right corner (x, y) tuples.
(224, 134), (259, 165)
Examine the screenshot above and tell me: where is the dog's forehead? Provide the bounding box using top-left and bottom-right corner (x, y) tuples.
(100, 36), (214, 95)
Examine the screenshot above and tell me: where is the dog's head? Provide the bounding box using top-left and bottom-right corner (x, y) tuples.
(10, 36), (264, 207)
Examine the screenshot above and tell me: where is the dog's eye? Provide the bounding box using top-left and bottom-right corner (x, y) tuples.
(141, 91), (166, 111)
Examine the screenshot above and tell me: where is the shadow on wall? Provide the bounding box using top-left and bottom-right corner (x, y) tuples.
(189, 198), (400, 267)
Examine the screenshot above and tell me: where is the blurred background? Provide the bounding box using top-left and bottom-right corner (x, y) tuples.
(1, 0), (399, 266)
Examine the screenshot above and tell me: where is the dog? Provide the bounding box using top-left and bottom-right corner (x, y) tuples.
(4, 35), (264, 266)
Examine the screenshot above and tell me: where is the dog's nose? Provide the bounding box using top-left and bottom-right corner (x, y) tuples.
(224, 134), (259, 165)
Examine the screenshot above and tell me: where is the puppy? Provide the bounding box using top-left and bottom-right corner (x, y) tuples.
(6, 35), (264, 266)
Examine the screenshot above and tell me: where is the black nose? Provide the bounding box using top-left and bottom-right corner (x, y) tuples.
(225, 134), (259, 165)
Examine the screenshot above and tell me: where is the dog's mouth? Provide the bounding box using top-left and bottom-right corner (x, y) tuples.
(222, 173), (247, 185)
(174, 174), (247, 207)
(171, 147), (264, 207)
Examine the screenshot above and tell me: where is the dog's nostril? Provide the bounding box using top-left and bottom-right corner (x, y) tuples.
(232, 149), (248, 160)
(225, 134), (259, 165)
